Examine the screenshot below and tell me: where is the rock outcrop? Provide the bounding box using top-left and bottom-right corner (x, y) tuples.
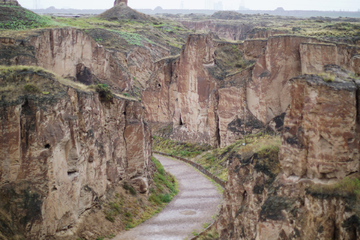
(114, 0), (127, 6)
(0, 69), (152, 239)
(216, 73), (360, 240)
(0, 29), (131, 91)
(0, 28), (169, 93)
(100, 2), (150, 21)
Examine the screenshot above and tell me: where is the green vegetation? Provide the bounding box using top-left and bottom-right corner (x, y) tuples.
(110, 30), (154, 47)
(123, 182), (137, 196)
(102, 157), (178, 233)
(23, 83), (40, 93)
(318, 72), (336, 82)
(308, 175), (360, 200)
(95, 84), (114, 102)
(153, 136), (212, 158)
(197, 133), (280, 181)
(0, 5), (60, 29)
(154, 133), (281, 181)
(192, 230), (199, 236)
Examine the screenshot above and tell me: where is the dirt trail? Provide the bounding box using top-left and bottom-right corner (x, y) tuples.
(113, 154), (222, 240)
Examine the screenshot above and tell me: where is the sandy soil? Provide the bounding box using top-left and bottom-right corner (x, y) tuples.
(113, 154), (223, 240)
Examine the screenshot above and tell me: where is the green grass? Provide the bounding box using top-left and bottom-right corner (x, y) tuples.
(194, 132), (281, 181)
(109, 30), (154, 46)
(153, 136), (212, 159)
(308, 176), (360, 200)
(102, 157), (178, 235)
(0, 5), (61, 30)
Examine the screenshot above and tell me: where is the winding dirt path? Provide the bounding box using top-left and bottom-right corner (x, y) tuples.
(113, 154), (222, 240)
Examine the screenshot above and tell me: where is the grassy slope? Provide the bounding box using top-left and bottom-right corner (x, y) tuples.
(101, 157), (178, 230)
(76, 157), (178, 240)
(153, 132), (281, 181)
(0, 5), (61, 29)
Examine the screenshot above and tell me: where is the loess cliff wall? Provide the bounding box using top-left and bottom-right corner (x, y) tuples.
(0, 28), (169, 93)
(216, 73), (360, 240)
(0, 69), (152, 239)
(143, 33), (360, 148)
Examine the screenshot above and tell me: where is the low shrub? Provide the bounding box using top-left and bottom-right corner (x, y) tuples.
(23, 83), (40, 93)
(96, 84), (114, 102)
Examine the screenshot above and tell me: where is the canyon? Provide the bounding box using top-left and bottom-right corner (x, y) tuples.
(0, 1), (360, 239)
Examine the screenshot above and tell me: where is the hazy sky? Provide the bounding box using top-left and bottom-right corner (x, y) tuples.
(18, 0), (360, 11)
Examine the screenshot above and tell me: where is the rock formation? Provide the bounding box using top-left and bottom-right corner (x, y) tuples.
(114, 0), (127, 6)
(144, 33), (360, 147)
(216, 71), (360, 240)
(0, 68), (152, 239)
(101, 1), (150, 21)
(0, 28), (169, 94)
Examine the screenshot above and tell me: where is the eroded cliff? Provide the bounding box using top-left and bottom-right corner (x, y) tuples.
(0, 67), (152, 239)
(144, 33), (360, 148)
(216, 70), (360, 240)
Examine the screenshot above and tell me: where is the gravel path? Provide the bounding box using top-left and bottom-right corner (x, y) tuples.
(113, 154), (222, 240)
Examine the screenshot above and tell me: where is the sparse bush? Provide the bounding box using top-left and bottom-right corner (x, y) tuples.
(96, 84), (114, 102)
(23, 83), (40, 93)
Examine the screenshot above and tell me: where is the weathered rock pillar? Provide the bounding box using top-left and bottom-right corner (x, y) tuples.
(114, 0), (128, 6)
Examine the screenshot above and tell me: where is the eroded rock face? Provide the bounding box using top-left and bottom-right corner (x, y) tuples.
(280, 75), (360, 179)
(0, 28), (170, 94)
(180, 20), (255, 41)
(144, 33), (360, 147)
(0, 73), (152, 239)
(0, 29), (130, 91)
(216, 151), (360, 240)
(216, 73), (360, 240)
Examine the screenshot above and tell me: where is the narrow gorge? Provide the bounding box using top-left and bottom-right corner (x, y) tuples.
(0, 0), (360, 239)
